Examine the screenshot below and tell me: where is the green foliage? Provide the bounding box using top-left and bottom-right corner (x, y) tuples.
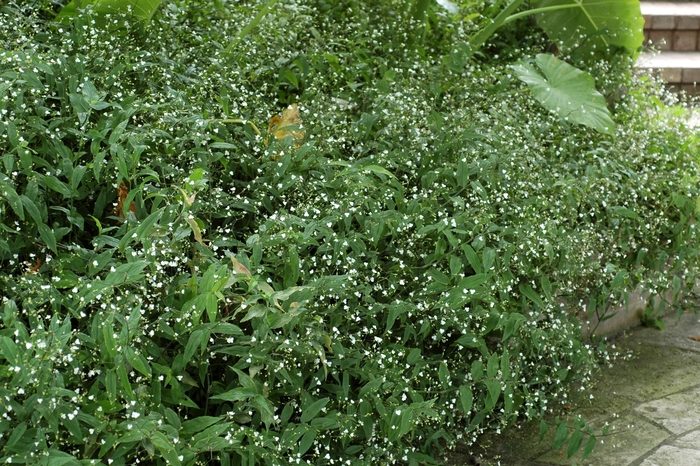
(0, 0), (698, 464)
(57, 0), (162, 22)
(531, 0), (645, 60)
(511, 53), (616, 135)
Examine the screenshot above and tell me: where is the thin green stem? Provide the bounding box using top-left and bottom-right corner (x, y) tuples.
(504, 3), (583, 24)
(466, 0), (524, 58)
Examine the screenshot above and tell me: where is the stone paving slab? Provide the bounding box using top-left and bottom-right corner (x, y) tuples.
(537, 414), (669, 466)
(589, 342), (700, 403)
(628, 311), (700, 353)
(673, 429), (700, 450)
(635, 386), (700, 434)
(639, 445), (700, 466)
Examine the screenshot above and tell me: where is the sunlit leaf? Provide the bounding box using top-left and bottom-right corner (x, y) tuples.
(533, 0), (644, 60)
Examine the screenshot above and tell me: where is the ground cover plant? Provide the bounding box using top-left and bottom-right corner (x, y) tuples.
(1, 0), (699, 464)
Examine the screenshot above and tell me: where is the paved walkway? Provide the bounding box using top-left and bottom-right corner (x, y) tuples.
(460, 309), (700, 466)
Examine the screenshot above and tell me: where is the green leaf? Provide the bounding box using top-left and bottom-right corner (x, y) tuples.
(117, 360), (134, 398)
(150, 431), (182, 466)
(459, 385), (473, 414)
(102, 320), (118, 360)
(519, 284), (545, 308)
(610, 206), (638, 219)
(532, 0), (644, 59)
(552, 422), (569, 450)
(136, 207), (163, 241)
(471, 360), (484, 382)
(1, 182), (24, 220)
(124, 347), (150, 377)
(184, 329), (206, 362)
(301, 397), (330, 423)
(438, 361), (450, 387)
(45, 449), (81, 466)
(362, 164), (395, 178)
(511, 54), (616, 136)
(539, 419), (549, 441)
(20, 195), (42, 225)
(181, 416), (223, 435)
(458, 273), (490, 290)
(484, 379), (501, 411)
(299, 428), (317, 455)
(502, 313), (526, 341)
(567, 429), (584, 458)
(0, 336), (19, 365)
(211, 387), (258, 402)
(37, 223), (58, 254)
(482, 247), (495, 271)
(42, 175), (75, 198)
(6, 422), (26, 448)
(582, 434), (597, 460)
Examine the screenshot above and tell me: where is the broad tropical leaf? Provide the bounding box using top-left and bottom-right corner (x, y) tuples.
(532, 0), (644, 60)
(511, 53), (616, 136)
(57, 0), (161, 22)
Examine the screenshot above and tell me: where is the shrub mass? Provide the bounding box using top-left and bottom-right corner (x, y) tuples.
(0, 0), (699, 464)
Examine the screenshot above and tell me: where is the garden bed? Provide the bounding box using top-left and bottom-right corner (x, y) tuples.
(1, 1), (699, 464)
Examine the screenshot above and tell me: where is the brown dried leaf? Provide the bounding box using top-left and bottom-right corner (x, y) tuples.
(229, 256), (251, 277)
(689, 336), (700, 342)
(267, 103), (305, 149)
(114, 180), (137, 218)
(26, 258), (42, 274)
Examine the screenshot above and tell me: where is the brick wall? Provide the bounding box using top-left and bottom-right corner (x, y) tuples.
(644, 15), (700, 51)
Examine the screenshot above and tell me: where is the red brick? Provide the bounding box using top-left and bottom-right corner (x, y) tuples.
(662, 68), (683, 83)
(682, 68), (700, 83)
(651, 16), (676, 29)
(677, 17), (700, 30)
(680, 83), (699, 94)
(648, 31), (673, 50)
(673, 30), (698, 51)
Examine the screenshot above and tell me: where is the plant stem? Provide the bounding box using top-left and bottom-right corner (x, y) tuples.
(504, 3), (584, 24)
(466, 0), (524, 58)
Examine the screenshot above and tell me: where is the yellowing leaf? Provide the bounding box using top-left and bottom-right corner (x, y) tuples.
(267, 103), (305, 149)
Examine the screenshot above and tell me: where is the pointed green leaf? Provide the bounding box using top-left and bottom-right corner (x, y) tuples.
(553, 422), (569, 450)
(301, 398), (330, 423)
(582, 434), (597, 460)
(0, 336), (19, 366)
(38, 223), (58, 254)
(459, 385), (473, 414)
(1, 183), (24, 220)
(567, 429), (584, 458)
(539, 419), (549, 441)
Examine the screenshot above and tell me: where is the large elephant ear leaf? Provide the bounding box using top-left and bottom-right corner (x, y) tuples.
(511, 53), (616, 136)
(532, 0), (644, 60)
